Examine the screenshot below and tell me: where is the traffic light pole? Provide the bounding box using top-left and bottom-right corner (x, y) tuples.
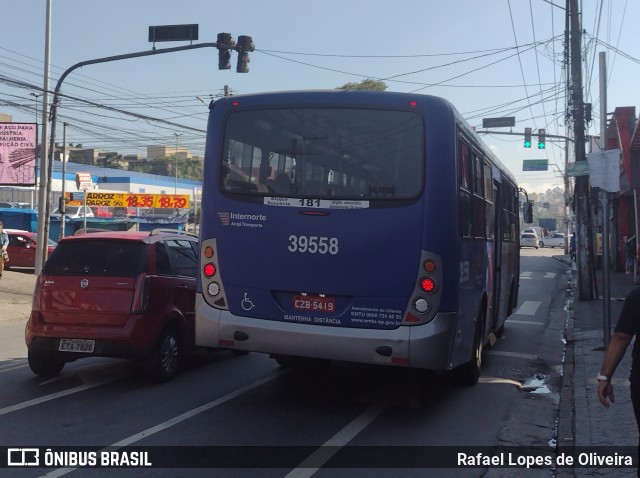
(475, 130), (573, 143)
(36, 38), (253, 274)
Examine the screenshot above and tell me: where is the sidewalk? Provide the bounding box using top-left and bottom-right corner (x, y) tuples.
(558, 258), (639, 477)
(0, 269), (36, 321)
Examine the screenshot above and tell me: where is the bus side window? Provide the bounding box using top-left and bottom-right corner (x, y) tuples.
(458, 140), (473, 237)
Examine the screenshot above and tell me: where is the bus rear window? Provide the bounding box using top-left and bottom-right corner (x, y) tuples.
(221, 108), (424, 200)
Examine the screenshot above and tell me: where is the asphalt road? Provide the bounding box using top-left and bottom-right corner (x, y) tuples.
(0, 251), (569, 478)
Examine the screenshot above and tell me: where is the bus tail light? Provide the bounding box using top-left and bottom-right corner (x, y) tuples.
(201, 239), (229, 310)
(204, 263), (216, 278)
(402, 251), (442, 326)
(420, 277), (436, 294)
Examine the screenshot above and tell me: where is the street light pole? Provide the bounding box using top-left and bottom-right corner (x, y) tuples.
(30, 92), (41, 210)
(174, 132), (182, 194)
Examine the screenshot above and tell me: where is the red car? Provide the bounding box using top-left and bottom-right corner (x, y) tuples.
(91, 206), (113, 218)
(5, 229), (57, 269)
(25, 229), (198, 382)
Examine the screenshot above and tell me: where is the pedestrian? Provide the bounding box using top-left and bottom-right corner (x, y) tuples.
(570, 234), (576, 261)
(597, 286), (640, 476)
(625, 236), (637, 275)
(0, 221), (8, 279)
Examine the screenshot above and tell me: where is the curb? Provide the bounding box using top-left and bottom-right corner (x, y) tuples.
(556, 258), (576, 478)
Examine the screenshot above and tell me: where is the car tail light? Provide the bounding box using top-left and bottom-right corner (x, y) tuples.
(130, 273), (149, 314)
(31, 275), (43, 312)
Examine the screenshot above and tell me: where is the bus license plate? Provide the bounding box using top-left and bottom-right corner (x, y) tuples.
(293, 295), (336, 313)
(59, 339), (95, 353)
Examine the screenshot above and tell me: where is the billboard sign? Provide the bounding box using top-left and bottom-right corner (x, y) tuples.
(65, 192), (190, 209)
(0, 122), (37, 186)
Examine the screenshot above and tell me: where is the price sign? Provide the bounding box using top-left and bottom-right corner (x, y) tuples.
(77, 193), (190, 208)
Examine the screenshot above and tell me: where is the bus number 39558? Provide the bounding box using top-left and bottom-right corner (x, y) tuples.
(288, 235), (339, 255)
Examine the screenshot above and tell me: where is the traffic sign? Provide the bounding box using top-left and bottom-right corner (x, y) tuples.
(522, 159), (549, 171)
(75, 172), (92, 191)
(482, 117), (515, 128)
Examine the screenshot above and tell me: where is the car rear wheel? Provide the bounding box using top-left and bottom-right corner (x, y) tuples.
(28, 350), (65, 377)
(149, 328), (180, 382)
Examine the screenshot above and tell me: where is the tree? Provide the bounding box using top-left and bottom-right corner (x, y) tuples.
(101, 152), (125, 170)
(338, 78), (388, 91)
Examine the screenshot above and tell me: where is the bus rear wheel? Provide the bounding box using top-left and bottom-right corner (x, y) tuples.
(452, 310), (484, 386)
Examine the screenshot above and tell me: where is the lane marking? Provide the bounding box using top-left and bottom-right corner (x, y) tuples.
(284, 404), (386, 478)
(39, 374), (281, 478)
(515, 300), (541, 316)
(544, 272), (557, 279)
(1, 362), (131, 416)
(0, 359), (27, 373)
(519, 271), (533, 280)
(507, 319), (544, 326)
(0, 380), (114, 417)
(485, 350), (538, 360)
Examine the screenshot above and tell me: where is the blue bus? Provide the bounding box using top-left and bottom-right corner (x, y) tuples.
(196, 90), (521, 385)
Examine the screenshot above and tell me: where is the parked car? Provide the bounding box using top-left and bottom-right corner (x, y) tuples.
(25, 229), (199, 382)
(4, 229), (57, 269)
(545, 232), (567, 248)
(91, 206), (113, 218)
(51, 205), (94, 218)
(520, 232), (539, 249)
(522, 227), (545, 247)
(0, 201), (31, 209)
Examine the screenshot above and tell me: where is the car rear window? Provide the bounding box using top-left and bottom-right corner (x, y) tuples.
(43, 240), (147, 277)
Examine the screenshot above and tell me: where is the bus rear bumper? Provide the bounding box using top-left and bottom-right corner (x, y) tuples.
(196, 298), (457, 370)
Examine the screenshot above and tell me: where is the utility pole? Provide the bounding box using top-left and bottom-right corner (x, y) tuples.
(35, 0), (52, 275)
(569, 0), (594, 300)
(600, 52), (611, 347)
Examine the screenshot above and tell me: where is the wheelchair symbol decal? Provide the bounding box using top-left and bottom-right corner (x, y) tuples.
(241, 292), (255, 311)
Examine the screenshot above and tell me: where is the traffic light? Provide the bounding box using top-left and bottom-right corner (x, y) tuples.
(585, 103), (592, 123)
(217, 33), (234, 70)
(236, 35), (255, 73)
(538, 128), (546, 149)
(524, 127), (532, 148)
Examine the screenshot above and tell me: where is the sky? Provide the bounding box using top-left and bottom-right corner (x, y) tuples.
(1, 0), (638, 195)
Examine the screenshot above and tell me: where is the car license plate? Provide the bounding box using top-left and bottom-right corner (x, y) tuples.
(293, 295), (336, 312)
(59, 339), (95, 353)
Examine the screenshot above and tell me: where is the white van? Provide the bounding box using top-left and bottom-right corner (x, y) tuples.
(51, 205), (94, 219)
(523, 227), (544, 247)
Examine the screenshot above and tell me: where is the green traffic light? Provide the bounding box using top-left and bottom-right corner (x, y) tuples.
(538, 141), (545, 149)
(524, 140), (531, 148)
